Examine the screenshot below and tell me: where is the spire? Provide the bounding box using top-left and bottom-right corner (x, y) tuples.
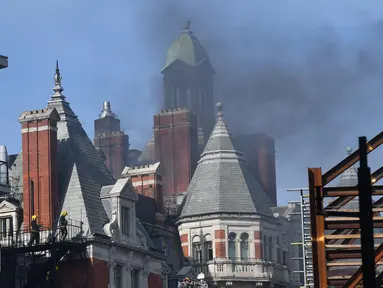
(202, 102), (235, 154)
(338, 146), (358, 187)
(52, 60), (65, 100)
(99, 101), (116, 119)
(183, 20), (191, 33)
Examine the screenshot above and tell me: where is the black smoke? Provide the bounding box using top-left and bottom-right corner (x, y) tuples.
(133, 1), (383, 199)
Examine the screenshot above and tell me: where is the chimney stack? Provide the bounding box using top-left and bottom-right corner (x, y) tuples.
(0, 145), (8, 185)
(18, 107), (60, 229)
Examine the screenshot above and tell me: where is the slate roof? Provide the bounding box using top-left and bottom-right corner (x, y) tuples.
(46, 62), (115, 236)
(162, 21), (212, 72)
(179, 103), (274, 219)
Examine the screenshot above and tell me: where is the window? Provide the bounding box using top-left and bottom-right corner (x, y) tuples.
(263, 235), (268, 260)
(192, 235), (202, 262)
(131, 269), (140, 288)
(0, 217), (12, 239)
(205, 241), (213, 261)
(114, 264), (122, 288)
(204, 234), (213, 261)
(282, 251), (288, 266)
(268, 237), (273, 261)
(277, 247), (282, 263)
(240, 233), (249, 260)
(228, 232), (237, 261)
(121, 207), (130, 235)
(192, 243), (202, 263)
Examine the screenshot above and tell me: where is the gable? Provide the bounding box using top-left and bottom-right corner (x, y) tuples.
(0, 200), (19, 213)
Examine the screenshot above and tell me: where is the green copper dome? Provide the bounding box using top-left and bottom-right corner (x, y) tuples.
(162, 21), (210, 72)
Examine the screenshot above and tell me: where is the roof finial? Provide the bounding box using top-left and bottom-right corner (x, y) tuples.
(52, 60), (65, 100)
(99, 101), (116, 119)
(217, 102), (223, 119)
(183, 20), (191, 32)
(346, 146), (353, 155)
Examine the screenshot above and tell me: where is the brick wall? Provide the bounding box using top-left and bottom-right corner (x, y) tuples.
(215, 230), (226, 258)
(127, 167), (164, 213)
(148, 273), (162, 288)
(154, 109), (199, 198)
(180, 233), (189, 257)
(94, 132), (125, 180)
(254, 231), (262, 259)
(56, 258), (108, 288)
(20, 110), (59, 229)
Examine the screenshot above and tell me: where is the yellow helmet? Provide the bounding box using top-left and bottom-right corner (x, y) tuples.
(61, 211), (68, 216)
(31, 215), (37, 220)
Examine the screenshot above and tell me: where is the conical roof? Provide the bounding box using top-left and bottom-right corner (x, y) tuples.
(47, 62), (115, 236)
(179, 103), (274, 219)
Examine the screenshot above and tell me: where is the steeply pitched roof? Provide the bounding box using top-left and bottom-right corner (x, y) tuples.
(138, 134), (155, 165)
(179, 103), (274, 219)
(47, 62), (115, 236)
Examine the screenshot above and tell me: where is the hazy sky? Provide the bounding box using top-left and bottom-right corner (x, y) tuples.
(1, 1), (383, 205)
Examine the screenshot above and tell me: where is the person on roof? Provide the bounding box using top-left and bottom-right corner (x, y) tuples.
(59, 211), (68, 241)
(28, 215), (40, 246)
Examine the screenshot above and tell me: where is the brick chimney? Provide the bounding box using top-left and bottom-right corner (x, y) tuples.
(18, 107), (60, 229)
(121, 162), (164, 213)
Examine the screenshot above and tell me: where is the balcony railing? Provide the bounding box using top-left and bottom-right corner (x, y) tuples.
(190, 258), (290, 284)
(0, 219), (84, 249)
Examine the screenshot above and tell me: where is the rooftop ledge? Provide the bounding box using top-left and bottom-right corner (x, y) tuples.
(0, 55), (8, 69)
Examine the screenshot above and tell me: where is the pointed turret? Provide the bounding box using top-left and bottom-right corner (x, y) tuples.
(46, 62), (115, 235)
(179, 103), (274, 220)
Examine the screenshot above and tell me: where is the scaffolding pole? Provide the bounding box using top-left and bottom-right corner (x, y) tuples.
(287, 188), (314, 288)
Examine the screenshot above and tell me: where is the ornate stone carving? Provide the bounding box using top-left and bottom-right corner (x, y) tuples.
(103, 211), (118, 238)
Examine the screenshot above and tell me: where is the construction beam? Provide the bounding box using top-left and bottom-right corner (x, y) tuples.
(308, 168), (327, 288)
(341, 137), (377, 288)
(357, 136), (376, 287)
(343, 241), (383, 288)
(325, 167), (383, 210)
(325, 217), (383, 230)
(323, 185), (383, 198)
(322, 131), (383, 185)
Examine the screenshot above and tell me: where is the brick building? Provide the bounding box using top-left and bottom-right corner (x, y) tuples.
(0, 62), (169, 288)
(153, 108), (199, 214)
(233, 133), (277, 206)
(94, 101), (129, 180)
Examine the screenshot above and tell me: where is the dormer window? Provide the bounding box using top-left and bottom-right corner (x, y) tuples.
(121, 206), (130, 235)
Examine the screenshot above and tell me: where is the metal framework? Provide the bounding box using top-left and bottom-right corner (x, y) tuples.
(309, 132), (383, 288)
(288, 189), (314, 288)
(0, 219), (86, 288)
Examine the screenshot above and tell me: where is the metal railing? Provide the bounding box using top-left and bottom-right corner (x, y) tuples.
(189, 257), (290, 283)
(0, 219), (84, 249)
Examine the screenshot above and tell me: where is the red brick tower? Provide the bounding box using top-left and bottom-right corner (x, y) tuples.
(121, 162), (164, 213)
(94, 101), (128, 180)
(153, 108), (199, 212)
(18, 107), (60, 229)
(233, 133), (277, 206)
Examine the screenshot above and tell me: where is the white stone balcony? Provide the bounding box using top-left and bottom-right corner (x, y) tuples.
(192, 259), (290, 285)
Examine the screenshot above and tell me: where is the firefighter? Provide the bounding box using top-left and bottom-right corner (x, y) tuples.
(28, 215), (40, 246)
(59, 211), (68, 241)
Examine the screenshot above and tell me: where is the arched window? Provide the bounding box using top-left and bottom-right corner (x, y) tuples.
(192, 236), (202, 263)
(240, 233), (249, 260)
(228, 232), (237, 261)
(204, 234), (213, 261)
